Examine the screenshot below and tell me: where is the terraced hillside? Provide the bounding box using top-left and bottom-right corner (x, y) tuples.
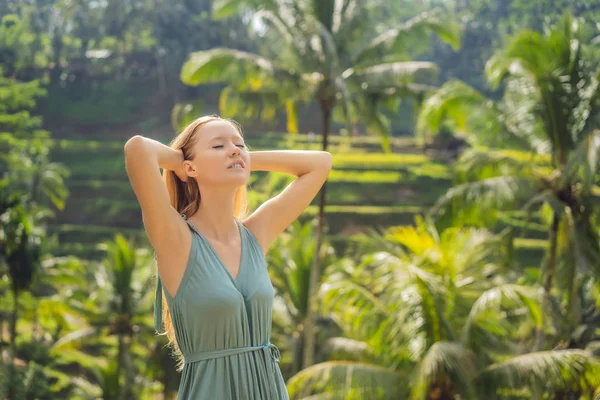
(48, 133), (547, 264)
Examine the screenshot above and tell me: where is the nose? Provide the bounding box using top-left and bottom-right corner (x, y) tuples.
(229, 144), (241, 156)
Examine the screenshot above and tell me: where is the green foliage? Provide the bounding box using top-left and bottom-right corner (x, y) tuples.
(45, 82), (153, 125)
(0, 13), (43, 76)
(3, 3), (600, 398)
(289, 219), (600, 399)
(180, 0), (461, 150)
(0, 362), (53, 400)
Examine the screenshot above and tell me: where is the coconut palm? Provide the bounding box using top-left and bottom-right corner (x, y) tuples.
(286, 218), (600, 399)
(416, 12), (600, 350)
(1, 206), (42, 357)
(51, 234), (156, 399)
(179, 0), (460, 367)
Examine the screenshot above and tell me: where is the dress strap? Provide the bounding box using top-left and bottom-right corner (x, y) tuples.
(181, 213), (201, 235)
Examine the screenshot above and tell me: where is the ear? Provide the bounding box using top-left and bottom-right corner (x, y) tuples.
(183, 160), (197, 178)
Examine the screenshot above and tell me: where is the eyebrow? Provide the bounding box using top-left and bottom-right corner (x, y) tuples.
(209, 134), (244, 142)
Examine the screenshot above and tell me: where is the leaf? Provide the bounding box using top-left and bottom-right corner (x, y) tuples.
(428, 176), (536, 227)
(461, 284), (542, 353)
(181, 48), (277, 87)
(410, 341), (476, 400)
(212, 0), (247, 19)
(287, 361), (408, 399)
(475, 350), (600, 399)
(354, 9), (461, 66)
(347, 62), (438, 89)
(415, 80), (490, 139)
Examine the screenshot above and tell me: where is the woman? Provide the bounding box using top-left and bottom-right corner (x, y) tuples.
(124, 115), (332, 399)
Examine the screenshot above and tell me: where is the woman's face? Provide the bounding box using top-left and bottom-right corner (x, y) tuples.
(185, 120), (250, 188)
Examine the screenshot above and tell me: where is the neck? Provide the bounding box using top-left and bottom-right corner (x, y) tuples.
(191, 185), (239, 242)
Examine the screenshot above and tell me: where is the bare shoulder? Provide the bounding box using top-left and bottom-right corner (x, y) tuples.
(151, 213), (194, 298)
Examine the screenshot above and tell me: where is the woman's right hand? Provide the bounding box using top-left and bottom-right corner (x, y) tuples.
(174, 165), (188, 182)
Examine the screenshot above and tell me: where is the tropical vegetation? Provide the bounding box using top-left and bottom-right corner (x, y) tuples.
(0, 0), (599, 399)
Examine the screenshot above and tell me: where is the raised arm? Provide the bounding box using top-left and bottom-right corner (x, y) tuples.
(243, 150), (332, 253)
(123, 136), (188, 257)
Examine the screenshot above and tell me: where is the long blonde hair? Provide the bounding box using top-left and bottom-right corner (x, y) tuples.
(158, 115), (248, 370)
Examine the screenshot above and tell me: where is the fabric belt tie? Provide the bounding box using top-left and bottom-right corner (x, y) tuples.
(184, 343), (281, 399)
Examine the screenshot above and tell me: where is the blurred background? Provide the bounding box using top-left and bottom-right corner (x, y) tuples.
(1, 0), (600, 399)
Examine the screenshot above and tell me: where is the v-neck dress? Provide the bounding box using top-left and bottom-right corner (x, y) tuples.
(153, 215), (289, 400)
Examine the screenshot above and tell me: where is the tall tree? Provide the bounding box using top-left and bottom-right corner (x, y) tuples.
(0, 72), (69, 397)
(179, 0), (460, 367)
(417, 12), (600, 350)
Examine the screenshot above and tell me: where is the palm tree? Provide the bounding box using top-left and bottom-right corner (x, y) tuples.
(51, 234), (156, 399)
(0, 140), (68, 396)
(2, 206), (42, 359)
(0, 73), (71, 396)
(0, 72), (69, 350)
(179, 0), (461, 367)
(267, 220), (336, 377)
(416, 12), (600, 350)
(286, 218), (600, 399)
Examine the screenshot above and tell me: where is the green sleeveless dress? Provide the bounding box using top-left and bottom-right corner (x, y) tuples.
(153, 215), (289, 400)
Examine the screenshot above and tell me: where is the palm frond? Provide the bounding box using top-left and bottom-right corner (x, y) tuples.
(51, 327), (101, 351)
(251, 8), (318, 71)
(461, 284), (542, 354)
(428, 176), (537, 227)
(562, 129), (600, 191)
(453, 149), (537, 183)
(346, 228), (406, 259)
(385, 224), (436, 258)
(344, 62), (438, 89)
(500, 77), (553, 154)
(415, 80), (498, 141)
(310, 15), (341, 76)
(410, 341), (476, 400)
(219, 87), (281, 122)
(485, 30), (558, 89)
(180, 48), (287, 89)
(322, 337), (376, 362)
(574, 70), (600, 142)
(485, 13), (594, 162)
(212, 0), (279, 19)
(354, 9), (461, 66)
(475, 349), (600, 399)
(567, 210), (600, 278)
(331, 0), (357, 35)
(287, 361), (408, 400)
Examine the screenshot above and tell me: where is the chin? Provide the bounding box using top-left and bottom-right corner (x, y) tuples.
(225, 173), (250, 187)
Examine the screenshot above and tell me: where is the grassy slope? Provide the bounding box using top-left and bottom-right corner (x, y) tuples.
(48, 134), (546, 265)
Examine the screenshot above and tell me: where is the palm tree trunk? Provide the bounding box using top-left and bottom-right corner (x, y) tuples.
(535, 211), (561, 350)
(302, 106), (331, 368)
(291, 328), (304, 375)
(9, 287), (18, 359)
(117, 334), (134, 400)
(5, 288), (19, 400)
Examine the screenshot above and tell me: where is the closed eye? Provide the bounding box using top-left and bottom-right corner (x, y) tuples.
(212, 144), (246, 149)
